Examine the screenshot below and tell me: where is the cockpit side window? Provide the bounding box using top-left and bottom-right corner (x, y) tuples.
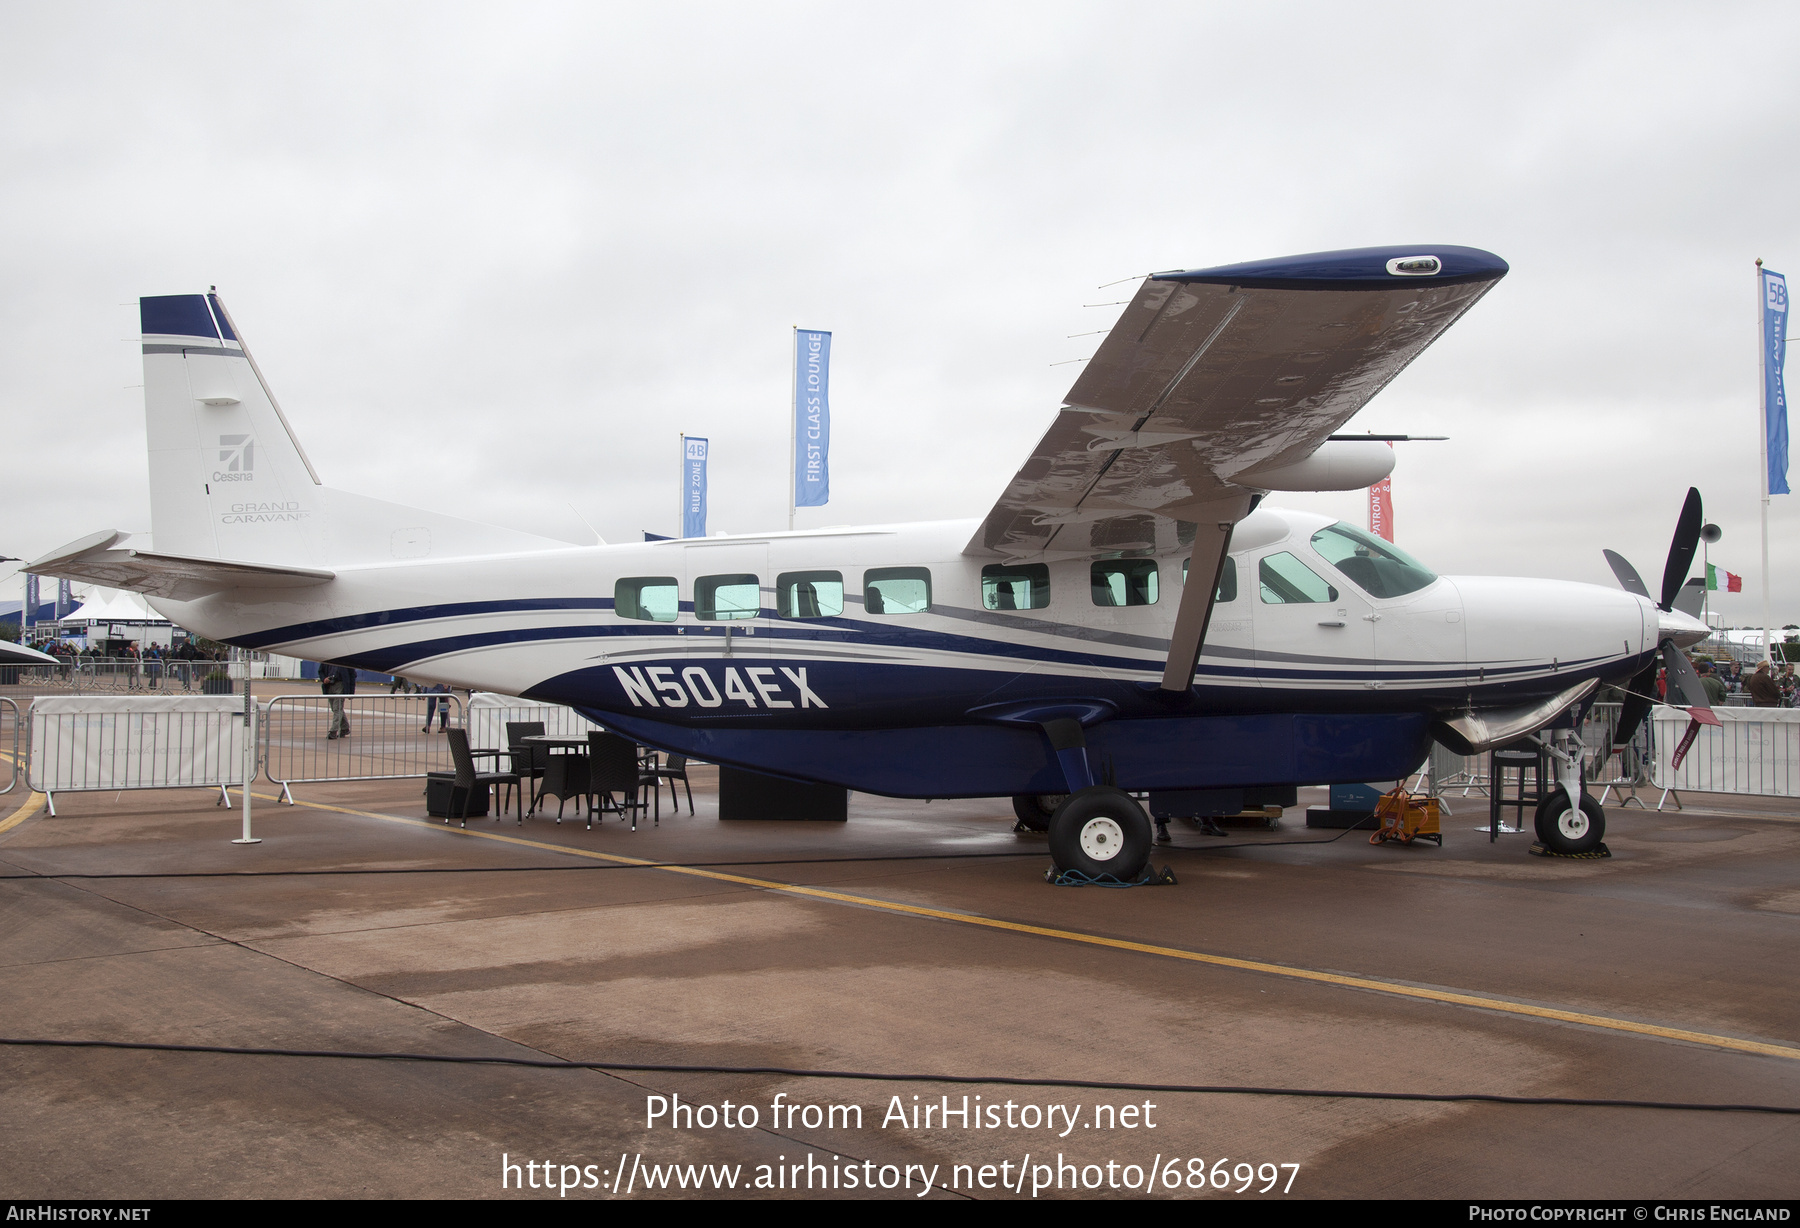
(1309, 523), (1437, 598)
(1259, 552), (1338, 604)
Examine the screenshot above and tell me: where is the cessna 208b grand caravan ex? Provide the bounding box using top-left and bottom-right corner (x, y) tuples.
(30, 246), (1712, 881)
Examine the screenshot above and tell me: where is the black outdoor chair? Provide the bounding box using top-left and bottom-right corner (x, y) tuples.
(585, 731), (657, 830)
(505, 721), (548, 812)
(444, 727), (522, 828)
(648, 753), (694, 815)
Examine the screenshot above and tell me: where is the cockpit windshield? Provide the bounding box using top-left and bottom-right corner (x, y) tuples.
(1309, 523), (1437, 599)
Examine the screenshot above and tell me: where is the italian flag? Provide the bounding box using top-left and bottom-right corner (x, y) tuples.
(1707, 563), (1742, 592)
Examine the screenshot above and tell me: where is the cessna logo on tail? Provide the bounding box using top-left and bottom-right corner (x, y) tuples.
(613, 664), (826, 710)
(214, 434), (254, 482)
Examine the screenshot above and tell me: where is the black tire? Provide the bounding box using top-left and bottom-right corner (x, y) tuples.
(1534, 791), (1606, 855)
(1048, 786), (1152, 879)
(1010, 793), (1064, 832)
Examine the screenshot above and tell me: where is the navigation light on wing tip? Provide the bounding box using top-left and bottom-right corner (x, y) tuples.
(1385, 256), (1441, 276)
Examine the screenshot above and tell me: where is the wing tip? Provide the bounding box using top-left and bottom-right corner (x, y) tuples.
(1155, 245), (1508, 291)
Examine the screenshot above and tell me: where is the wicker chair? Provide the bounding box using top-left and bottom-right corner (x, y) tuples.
(444, 727), (521, 828)
(505, 721), (548, 814)
(585, 731), (656, 830)
(647, 753), (694, 815)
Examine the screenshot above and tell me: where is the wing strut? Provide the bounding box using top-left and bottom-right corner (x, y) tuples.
(1159, 495), (1253, 691)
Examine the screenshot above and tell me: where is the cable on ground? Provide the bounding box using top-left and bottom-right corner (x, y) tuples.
(1, 1037), (1792, 1115)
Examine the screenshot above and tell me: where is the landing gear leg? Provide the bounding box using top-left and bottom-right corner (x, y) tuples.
(1531, 723), (1606, 855)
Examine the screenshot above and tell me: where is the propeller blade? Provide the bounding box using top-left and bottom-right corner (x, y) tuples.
(1611, 662), (1658, 750)
(1660, 487), (1703, 611)
(1603, 549), (1650, 598)
(1671, 576), (1707, 618)
(1660, 641), (1720, 725)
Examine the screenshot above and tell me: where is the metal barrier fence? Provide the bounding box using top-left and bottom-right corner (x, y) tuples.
(1649, 704), (1800, 805)
(261, 693), (467, 803)
(0, 696), (20, 795)
(0, 658), (259, 697)
(1428, 743), (1487, 798)
(1580, 702), (1654, 808)
(465, 693), (602, 754)
(26, 695), (250, 816)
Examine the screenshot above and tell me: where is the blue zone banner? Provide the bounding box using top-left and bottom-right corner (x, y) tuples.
(794, 330), (831, 508)
(1766, 268), (1790, 496)
(56, 579), (72, 620)
(682, 436), (709, 539)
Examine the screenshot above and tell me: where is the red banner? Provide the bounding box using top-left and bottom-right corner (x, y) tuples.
(1368, 476), (1393, 541)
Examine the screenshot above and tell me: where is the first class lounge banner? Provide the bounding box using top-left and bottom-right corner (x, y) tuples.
(794, 330), (831, 508)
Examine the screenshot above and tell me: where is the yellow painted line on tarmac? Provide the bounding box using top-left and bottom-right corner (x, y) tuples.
(0, 791), (45, 837)
(0, 749), (44, 837)
(264, 790), (1800, 1064)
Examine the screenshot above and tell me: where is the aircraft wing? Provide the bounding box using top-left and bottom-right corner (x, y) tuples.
(966, 245), (1507, 691)
(28, 531), (335, 603)
(966, 246), (1508, 561)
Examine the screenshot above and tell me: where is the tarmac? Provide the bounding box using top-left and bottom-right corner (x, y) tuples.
(1, 709), (1798, 1200)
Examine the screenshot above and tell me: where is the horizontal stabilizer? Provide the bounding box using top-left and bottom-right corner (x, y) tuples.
(29, 530), (334, 602)
(0, 641), (60, 666)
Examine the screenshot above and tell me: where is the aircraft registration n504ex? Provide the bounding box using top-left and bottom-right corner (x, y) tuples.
(31, 245), (1713, 880)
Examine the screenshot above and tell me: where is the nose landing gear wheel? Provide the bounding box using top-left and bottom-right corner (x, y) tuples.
(1533, 792), (1606, 855)
(1048, 786), (1152, 879)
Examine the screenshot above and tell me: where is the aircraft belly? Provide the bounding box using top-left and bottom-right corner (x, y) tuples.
(590, 707), (1433, 799)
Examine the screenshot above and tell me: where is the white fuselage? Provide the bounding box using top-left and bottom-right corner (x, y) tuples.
(159, 506), (1664, 726)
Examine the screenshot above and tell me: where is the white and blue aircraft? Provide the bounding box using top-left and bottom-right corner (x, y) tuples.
(29, 246), (1714, 879)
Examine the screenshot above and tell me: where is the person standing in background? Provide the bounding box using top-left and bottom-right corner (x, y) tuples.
(1747, 660), (1782, 708)
(420, 682), (450, 732)
(323, 663), (356, 738)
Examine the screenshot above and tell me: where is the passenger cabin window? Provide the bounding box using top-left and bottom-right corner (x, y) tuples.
(1182, 557), (1239, 602)
(863, 567), (931, 615)
(695, 573), (761, 620)
(982, 563), (1049, 611)
(1091, 559), (1157, 606)
(1259, 552), (1338, 604)
(615, 576), (679, 622)
(1309, 523), (1437, 598)
(776, 570), (844, 618)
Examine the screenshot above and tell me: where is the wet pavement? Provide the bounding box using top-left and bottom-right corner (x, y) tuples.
(1, 758), (1797, 1200)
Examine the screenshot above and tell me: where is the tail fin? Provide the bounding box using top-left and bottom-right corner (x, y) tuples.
(140, 293), (568, 567)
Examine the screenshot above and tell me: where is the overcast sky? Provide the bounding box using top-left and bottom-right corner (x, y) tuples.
(3, 2), (1798, 622)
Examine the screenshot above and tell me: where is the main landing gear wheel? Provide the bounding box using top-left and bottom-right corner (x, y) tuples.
(1011, 793), (1065, 832)
(1534, 791), (1606, 855)
(1048, 786), (1152, 880)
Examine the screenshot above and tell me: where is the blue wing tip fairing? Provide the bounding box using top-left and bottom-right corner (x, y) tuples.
(1158, 245), (1509, 291)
